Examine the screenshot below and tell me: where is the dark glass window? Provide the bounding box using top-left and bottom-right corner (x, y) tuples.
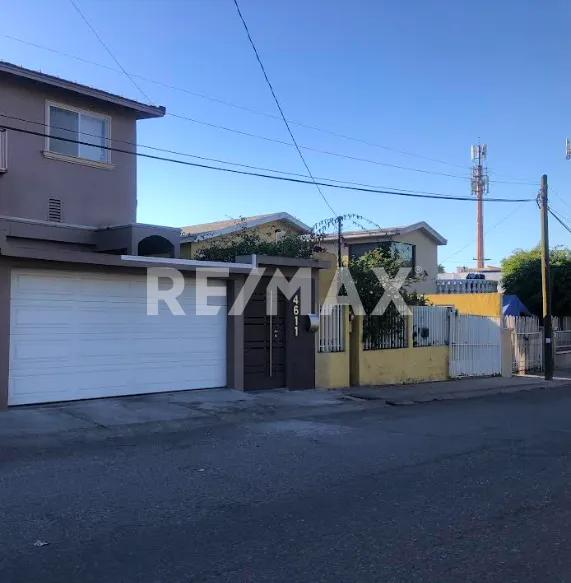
(349, 241), (416, 269)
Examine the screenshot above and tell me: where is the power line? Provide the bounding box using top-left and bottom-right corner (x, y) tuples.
(167, 110), (480, 181)
(440, 201), (529, 264)
(0, 32), (539, 188)
(231, 0), (336, 216)
(68, 0), (154, 105)
(0, 110), (471, 196)
(0, 32), (474, 171)
(548, 207), (571, 235)
(167, 110), (539, 187)
(0, 123), (536, 203)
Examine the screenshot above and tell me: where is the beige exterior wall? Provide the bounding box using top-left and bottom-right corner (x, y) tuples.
(320, 229), (441, 295)
(427, 293), (503, 317)
(181, 219), (302, 259)
(0, 72), (139, 227)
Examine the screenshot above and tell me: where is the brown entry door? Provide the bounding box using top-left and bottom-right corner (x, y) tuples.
(244, 281), (286, 389)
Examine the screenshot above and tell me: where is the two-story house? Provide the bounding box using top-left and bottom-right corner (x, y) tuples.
(0, 62), (260, 407)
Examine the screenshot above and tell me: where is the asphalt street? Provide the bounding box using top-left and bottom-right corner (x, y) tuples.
(2, 385), (571, 582)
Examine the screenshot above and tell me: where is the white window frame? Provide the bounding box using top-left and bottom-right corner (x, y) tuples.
(45, 101), (112, 167)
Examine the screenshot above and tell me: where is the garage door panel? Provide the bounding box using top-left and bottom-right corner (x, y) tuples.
(8, 269), (227, 405)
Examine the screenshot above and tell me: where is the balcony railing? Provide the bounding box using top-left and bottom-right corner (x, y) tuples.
(436, 279), (498, 294)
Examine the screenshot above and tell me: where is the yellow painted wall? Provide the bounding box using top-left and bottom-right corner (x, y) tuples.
(426, 293), (503, 317)
(358, 345), (449, 386)
(181, 220), (302, 259)
(349, 315), (449, 386)
(316, 351), (350, 388)
(315, 304), (351, 388)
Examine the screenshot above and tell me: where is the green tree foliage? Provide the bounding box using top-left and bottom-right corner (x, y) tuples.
(502, 246), (571, 317)
(194, 220), (323, 262)
(349, 247), (426, 346)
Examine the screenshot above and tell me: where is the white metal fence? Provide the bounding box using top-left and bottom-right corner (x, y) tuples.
(319, 305), (345, 353)
(553, 316), (571, 331)
(504, 316), (543, 373)
(449, 314), (502, 377)
(555, 330), (571, 352)
(412, 306), (450, 347)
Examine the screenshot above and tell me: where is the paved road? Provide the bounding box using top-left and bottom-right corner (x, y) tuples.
(2, 386), (571, 582)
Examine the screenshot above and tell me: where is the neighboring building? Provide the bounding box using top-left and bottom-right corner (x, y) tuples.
(180, 212), (311, 258)
(437, 265), (503, 293)
(320, 221), (447, 294)
(0, 64), (326, 408)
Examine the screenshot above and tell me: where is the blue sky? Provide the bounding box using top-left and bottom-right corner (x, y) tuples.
(2, 0), (571, 270)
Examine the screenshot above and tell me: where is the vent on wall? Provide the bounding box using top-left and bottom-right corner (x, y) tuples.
(48, 198), (62, 222)
(0, 129), (7, 173)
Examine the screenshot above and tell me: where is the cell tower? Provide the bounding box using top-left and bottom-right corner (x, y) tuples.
(566, 138), (571, 160)
(471, 143), (489, 270)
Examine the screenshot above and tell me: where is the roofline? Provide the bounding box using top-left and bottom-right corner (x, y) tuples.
(0, 61), (165, 119)
(181, 212), (312, 243)
(321, 221), (447, 246)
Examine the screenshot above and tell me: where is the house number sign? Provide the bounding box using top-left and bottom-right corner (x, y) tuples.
(292, 293), (300, 337)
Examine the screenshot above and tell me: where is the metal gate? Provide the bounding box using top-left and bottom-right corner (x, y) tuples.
(505, 316), (543, 373)
(449, 313), (502, 377)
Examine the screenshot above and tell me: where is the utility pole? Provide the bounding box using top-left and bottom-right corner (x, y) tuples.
(471, 144), (489, 270)
(539, 174), (554, 380)
(336, 216), (343, 269)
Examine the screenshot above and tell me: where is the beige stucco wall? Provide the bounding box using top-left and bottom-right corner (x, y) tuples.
(320, 229), (441, 295)
(181, 219), (302, 259)
(0, 72), (138, 227)
(427, 293), (503, 317)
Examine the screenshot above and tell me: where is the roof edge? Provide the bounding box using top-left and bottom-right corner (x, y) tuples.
(0, 61), (165, 119)
(181, 212), (312, 242)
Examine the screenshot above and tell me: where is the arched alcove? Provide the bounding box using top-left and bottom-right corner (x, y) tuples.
(137, 235), (175, 258)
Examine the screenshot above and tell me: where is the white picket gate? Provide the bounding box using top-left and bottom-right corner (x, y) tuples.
(449, 313), (502, 377)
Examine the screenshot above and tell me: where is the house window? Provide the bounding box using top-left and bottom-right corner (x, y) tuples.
(47, 104), (110, 163)
(350, 241), (416, 270)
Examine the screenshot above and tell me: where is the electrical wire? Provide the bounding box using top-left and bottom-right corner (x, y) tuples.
(0, 32), (475, 171)
(440, 201), (530, 264)
(68, 0), (154, 105)
(0, 110), (471, 195)
(0, 32), (540, 188)
(0, 123), (536, 203)
(548, 207), (571, 235)
(231, 0), (336, 216)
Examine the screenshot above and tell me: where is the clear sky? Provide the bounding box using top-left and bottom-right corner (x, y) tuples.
(2, 0), (571, 270)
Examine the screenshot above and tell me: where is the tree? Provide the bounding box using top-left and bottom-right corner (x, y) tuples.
(438, 264), (446, 274)
(349, 247), (426, 347)
(194, 219), (323, 262)
(501, 246), (571, 317)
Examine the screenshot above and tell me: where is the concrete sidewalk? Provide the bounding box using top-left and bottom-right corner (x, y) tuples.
(0, 374), (569, 443)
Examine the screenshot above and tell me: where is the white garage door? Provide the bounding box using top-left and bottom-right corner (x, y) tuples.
(9, 269), (227, 405)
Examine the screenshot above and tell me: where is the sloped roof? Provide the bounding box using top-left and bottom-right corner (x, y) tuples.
(321, 221), (447, 246)
(0, 61), (165, 119)
(181, 212), (311, 242)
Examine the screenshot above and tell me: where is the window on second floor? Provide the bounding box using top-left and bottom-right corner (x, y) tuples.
(349, 241), (416, 270)
(47, 103), (110, 164)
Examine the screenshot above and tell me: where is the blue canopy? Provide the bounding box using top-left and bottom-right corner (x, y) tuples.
(502, 294), (531, 316)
